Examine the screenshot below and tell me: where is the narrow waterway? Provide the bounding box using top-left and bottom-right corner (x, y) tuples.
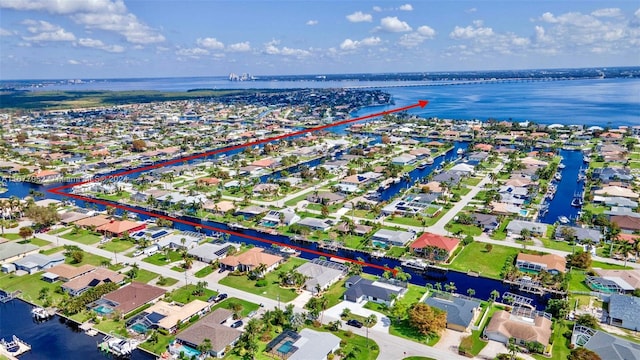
(539, 150), (584, 224)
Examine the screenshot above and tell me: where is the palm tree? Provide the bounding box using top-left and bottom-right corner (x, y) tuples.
(620, 241), (634, 267)
(319, 296), (329, 324)
(364, 314), (377, 357)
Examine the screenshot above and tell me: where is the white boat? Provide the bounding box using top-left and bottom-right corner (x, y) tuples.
(31, 307), (50, 320)
(554, 173), (562, 181)
(558, 216), (570, 224)
(558, 163), (566, 169)
(457, 148), (465, 155)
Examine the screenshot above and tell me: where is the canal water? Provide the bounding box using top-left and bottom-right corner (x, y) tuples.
(539, 149), (585, 225)
(0, 299), (154, 360)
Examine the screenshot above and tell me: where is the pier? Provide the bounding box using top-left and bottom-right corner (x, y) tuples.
(0, 335), (31, 358)
(0, 290), (20, 303)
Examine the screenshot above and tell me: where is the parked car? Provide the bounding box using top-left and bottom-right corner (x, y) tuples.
(214, 293), (228, 303)
(133, 250), (143, 257)
(207, 295), (217, 303)
(231, 320), (243, 328)
(346, 319), (363, 328)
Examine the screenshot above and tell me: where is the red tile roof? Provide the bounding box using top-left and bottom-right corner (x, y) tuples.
(410, 233), (460, 252)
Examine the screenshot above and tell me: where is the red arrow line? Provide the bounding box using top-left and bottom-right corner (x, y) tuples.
(49, 100), (428, 191)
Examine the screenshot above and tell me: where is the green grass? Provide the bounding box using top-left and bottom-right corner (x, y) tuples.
(342, 234), (368, 250)
(168, 284), (217, 304)
(490, 220), (509, 240)
(99, 239), (135, 253)
(591, 260), (631, 270)
(65, 252), (111, 267)
(194, 265), (214, 278)
(219, 258), (306, 302)
(1, 233), (21, 240)
(445, 242), (519, 279)
(19, 237), (50, 247)
(40, 246), (64, 255)
(533, 321), (572, 360)
(323, 278), (347, 309)
(540, 238), (575, 252)
(445, 222), (482, 237)
(386, 246), (408, 258)
(364, 285), (426, 315)
(138, 331), (173, 355)
(48, 227), (70, 235)
(387, 216), (424, 227)
(133, 269), (159, 283)
(62, 229), (102, 245)
(142, 250), (184, 265)
(567, 270), (591, 292)
(389, 318), (440, 346)
(94, 318), (129, 337)
(0, 271), (65, 306)
(211, 297), (260, 318)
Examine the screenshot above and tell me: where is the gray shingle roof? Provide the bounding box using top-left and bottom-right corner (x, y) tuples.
(609, 294), (640, 331)
(584, 331), (640, 360)
(424, 296), (480, 328)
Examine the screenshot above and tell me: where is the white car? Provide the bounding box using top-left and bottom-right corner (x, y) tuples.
(133, 250), (143, 257)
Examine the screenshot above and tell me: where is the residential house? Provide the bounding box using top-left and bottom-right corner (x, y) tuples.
(219, 247), (284, 273)
(156, 233), (203, 250)
(306, 192), (345, 205)
(581, 330), (640, 360)
(11, 253), (64, 274)
(97, 220), (146, 237)
(595, 186), (639, 200)
(266, 329), (341, 360)
(611, 215), (640, 233)
(449, 163), (475, 175)
(424, 295), (480, 332)
(234, 205), (268, 219)
(554, 226), (602, 244)
(506, 220), (547, 237)
(608, 294), (640, 331)
(73, 214), (112, 229)
(42, 264), (96, 282)
(296, 218), (332, 232)
(470, 213), (499, 233)
(592, 269), (640, 294)
(136, 300), (212, 333)
(343, 275), (407, 306)
(187, 242), (238, 264)
(432, 171), (463, 186)
(0, 242), (38, 264)
(410, 233), (460, 262)
(62, 268), (126, 296)
(97, 282), (166, 316)
(391, 154), (417, 165)
(173, 308), (241, 358)
(295, 259), (348, 294)
(371, 229), (415, 247)
(260, 209), (300, 227)
(516, 253), (567, 274)
(593, 168), (634, 184)
(484, 310), (552, 349)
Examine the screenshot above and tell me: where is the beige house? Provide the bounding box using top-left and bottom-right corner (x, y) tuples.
(484, 310), (552, 349)
(142, 300), (212, 333)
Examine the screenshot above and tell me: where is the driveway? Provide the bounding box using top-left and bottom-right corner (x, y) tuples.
(434, 329), (466, 354)
(323, 301), (391, 333)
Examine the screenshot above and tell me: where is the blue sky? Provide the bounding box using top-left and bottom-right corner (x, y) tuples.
(1, 0), (639, 79)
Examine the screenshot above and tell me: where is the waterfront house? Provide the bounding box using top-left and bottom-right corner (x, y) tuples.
(554, 225), (602, 244)
(516, 253), (567, 274)
(260, 208), (300, 227)
(234, 205), (268, 219)
(343, 275), (407, 306)
(156, 232), (203, 250)
(607, 294), (640, 331)
(296, 218), (332, 232)
(506, 220), (547, 238)
(432, 171), (463, 186)
(11, 253), (64, 274)
(266, 329), (341, 360)
(593, 196), (638, 209)
(62, 268), (126, 296)
(391, 154), (417, 165)
(173, 308), (241, 358)
(187, 242), (238, 264)
(219, 247), (284, 273)
(295, 259), (348, 294)
(97, 220), (146, 237)
(590, 269), (640, 294)
(334, 222), (372, 236)
(595, 186), (639, 200)
(98, 282), (166, 317)
(137, 300), (212, 333)
(42, 264), (96, 282)
(32, 169), (60, 182)
(306, 192), (345, 205)
(484, 310), (552, 350)
(593, 168), (634, 184)
(424, 295), (480, 332)
(371, 229), (415, 247)
(449, 163), (475, 175)
(581, 330), (640, 360)
(410, 233), (460, 262)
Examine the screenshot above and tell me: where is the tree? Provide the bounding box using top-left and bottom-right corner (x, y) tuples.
(507, 338), (519, 360)
(364, 314), (377, 354)
(545, 298), (569, 319)
(18, 226), (34, 240)
(71, 250), (84, 264)
(485, 243), (493, 253)
(567, 347), (602, 360)
(567, 251), (592, 269)
(408, 303), (446, 336)
(193, 281), (208, 296)
(197, 338), (212, 354)
(132, 139), (146, 152)
(575, 314), (599, 329)
(466, 288), (476, 297)
(490, 290), (500, 302)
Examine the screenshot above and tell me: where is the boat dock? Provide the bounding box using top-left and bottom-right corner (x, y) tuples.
(0, 335), (31, 358)
(0, 290), (20, 303)
(98, 335), (139, 357)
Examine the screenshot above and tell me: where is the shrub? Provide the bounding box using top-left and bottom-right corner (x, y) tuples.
(255, 279), (268, 287)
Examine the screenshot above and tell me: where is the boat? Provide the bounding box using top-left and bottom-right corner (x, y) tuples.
(401, 258), (429, 271)
(558, 216), (570, 224)
(577, 174), (586, 182)
(416, 158), (434, 169)
(558, 163), (566, 169)
(583, 155), (590, 163)
(457, 148), (465, 155)
(31, 307), (51, 320)
(280, 247), (300, 256)
(554, 173), (562, 181)
(571, 197), (584, 207)
(227, 222), (249, 231)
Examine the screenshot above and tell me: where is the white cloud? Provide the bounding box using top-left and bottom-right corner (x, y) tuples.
(21, 20), (76, 42)
(77, 37), (124, 52)
(399, 25), (436, 47)
(67, 59), (80, 65)
(340, 36), (381, 50)
(1, 0), (165, 44)
(263, 40), (310, 57)
(346, 11), (372, 23)
(449, 22), (494, 39)
(591, 8), (622, 18)
(466, 8), (477, 13)
(373, 6), (382, 12)
(228, 41), (251, 52)
(379, 16), (412, 32)
(197, 37), (224, 50)
(399, 4), (413, 11)
(306, 20), (318, 26)
(0, 27), (13, 36)
(176, 47), (209, 58)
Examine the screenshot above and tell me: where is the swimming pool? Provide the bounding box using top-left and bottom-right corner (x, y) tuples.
(519, 209), (529, 217)
(277, 340), (295, 354)
(130, 323), (148, 334)
(262, 220), (278, 228)
(93, 305), (114, 315)
(372, 240), (388, 249)
(174, 343), (201, 358)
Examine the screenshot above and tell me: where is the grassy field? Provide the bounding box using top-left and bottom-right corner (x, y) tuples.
(218, 258), (306, 302)
(168, 284), (217, 304)
(132, 269), (159, 284)
(194, 265), (214, 278)
(0, 271), (65, 306)
(65, 252), (111, 267)
(143, 250), (183, 265)
(20, 237), (51, 247)
(445, 222), (482, 237)
(446, 242), (519, 279)
(99, 239), (135, 253)
(62, 229), (102, 245)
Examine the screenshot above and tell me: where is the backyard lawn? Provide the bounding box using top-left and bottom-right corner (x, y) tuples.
(65, 252), (111, 267)
(0, 271), (65, 306)
(62, 229), (102, 245)
(99, 239), (136, 253)
(218, 258), (306, 302)
(446, 242), (519, 279)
